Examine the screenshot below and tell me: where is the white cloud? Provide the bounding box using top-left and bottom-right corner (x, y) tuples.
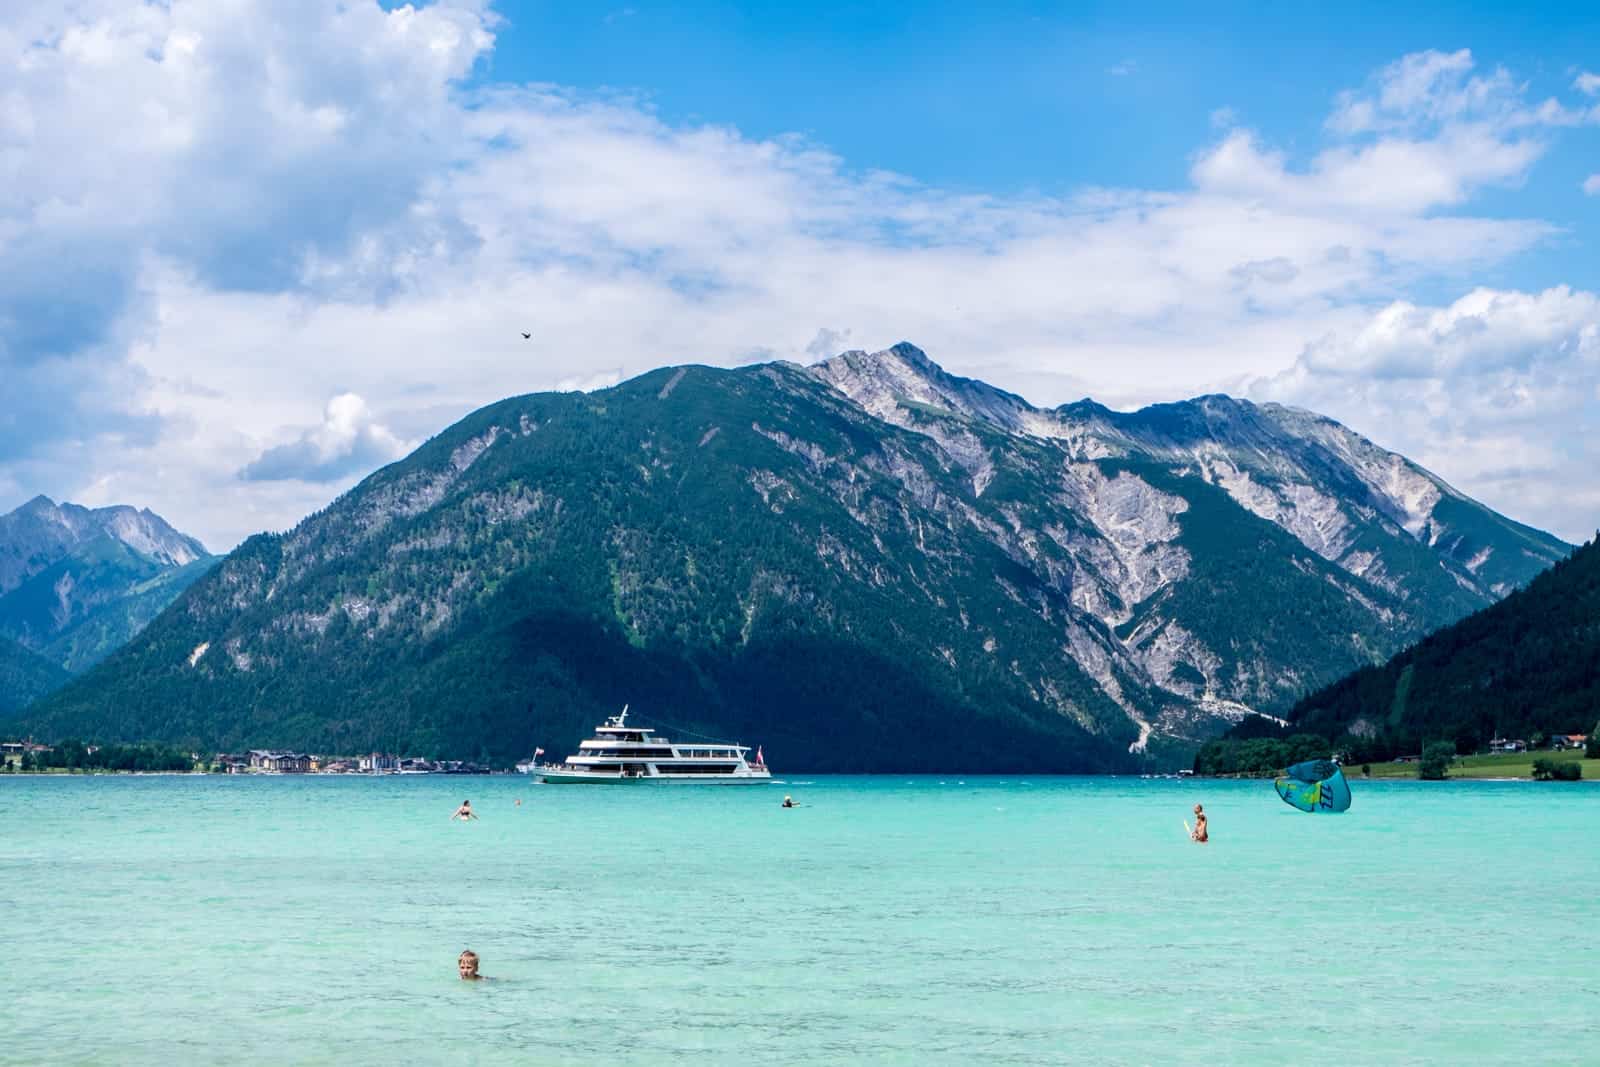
(240, 393), (409, 483)
(1576, 71), (1600, 96)
(1229, 257), (1300, 286)
(1256, 287), (1600, 542)
(0, 0), (491, 308)
(1585, 173), (1600, 196)
(0, 13), (1597, 548)
(553, 370), (624, 393)
(1201, 48), (1599, 217)
(1332, 49), (1593, 134)
(806, 327), (854, 359)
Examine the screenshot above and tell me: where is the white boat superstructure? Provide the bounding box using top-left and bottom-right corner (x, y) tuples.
(535, 707), (773, 784)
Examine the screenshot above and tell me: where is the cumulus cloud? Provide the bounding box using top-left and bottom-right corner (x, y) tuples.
(0, 1), (491, 356)
(1256, 287), (1600, 541)
(1585, 174), (1600, 196)
(0, 12), (1598, 547)
(1229, 258), (1300, 286)
(239, 393), (409, 483)
(552, 370), (624, 393)
(805, 327), (854, 359)
(1200, 49), (1600, 218)
(1330, 49), (1512, 134)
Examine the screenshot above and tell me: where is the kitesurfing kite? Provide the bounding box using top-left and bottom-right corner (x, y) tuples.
(1274, 759), (1352, 813)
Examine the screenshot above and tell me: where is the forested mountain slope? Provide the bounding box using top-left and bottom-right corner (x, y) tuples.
(0, 635), (71, 716)
(1283, 536), (1598, 756)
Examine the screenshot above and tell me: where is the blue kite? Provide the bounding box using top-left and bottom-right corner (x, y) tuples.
(1274, 759), (1352, 813)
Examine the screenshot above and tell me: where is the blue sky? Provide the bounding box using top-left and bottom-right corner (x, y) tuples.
(484, 0), (1600, 291)
(1, 1), (1598, 548)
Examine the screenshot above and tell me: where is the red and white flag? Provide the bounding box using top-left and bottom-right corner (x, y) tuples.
(754, 746), (764, 766)
(534, 747), (545, 757)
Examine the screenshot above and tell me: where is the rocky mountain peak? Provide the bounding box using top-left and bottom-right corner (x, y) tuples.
(810, 341), (1037, 432)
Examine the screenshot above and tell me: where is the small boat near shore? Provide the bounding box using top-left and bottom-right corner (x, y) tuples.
(532, 707), (773, 785)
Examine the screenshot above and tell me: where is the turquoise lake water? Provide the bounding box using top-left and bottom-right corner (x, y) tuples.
(2, 774), (1596, 1064)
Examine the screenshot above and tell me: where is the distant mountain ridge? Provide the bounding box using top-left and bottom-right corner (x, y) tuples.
(0, 496), (207, 590)
(21, 345), (1569, 768)
(0, 497), (215, 689)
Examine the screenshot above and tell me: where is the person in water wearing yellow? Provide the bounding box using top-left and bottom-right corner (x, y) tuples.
(451, 799), (477, 821)
(1190, 803), (1208, 843)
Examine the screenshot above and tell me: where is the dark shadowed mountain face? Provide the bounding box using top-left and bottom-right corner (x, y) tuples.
(1282, 536), (1598, 758)
(22, 346), (1568, 769)
(0, 497), (215, 680)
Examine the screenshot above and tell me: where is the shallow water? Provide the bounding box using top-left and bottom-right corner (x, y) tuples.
(1, 774), (1596, 1064)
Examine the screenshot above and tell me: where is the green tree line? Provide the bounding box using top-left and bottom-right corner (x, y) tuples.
(5, 739), (195, 773)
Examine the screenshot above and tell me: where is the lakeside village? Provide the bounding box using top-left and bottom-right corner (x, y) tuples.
(0, 740), (502, 775)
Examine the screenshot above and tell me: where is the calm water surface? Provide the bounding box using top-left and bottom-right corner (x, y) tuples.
(2, 775), (1596, 1064)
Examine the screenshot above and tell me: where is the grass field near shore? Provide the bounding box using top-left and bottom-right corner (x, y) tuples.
(1354, 751), (1598, 780)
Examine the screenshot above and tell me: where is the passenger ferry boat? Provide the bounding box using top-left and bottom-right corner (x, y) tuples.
(535, 707), (773, 785)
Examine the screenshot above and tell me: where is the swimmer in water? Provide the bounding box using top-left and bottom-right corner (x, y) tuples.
(451, 799), (478, 821)
(1190, 803), (1208, 843)
(782, 795), (795, 808)
(458, 950), (484, 980)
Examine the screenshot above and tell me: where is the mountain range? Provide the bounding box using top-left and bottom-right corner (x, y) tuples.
(0, 497), (214, 692)
(19, 345), (1569, 769)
